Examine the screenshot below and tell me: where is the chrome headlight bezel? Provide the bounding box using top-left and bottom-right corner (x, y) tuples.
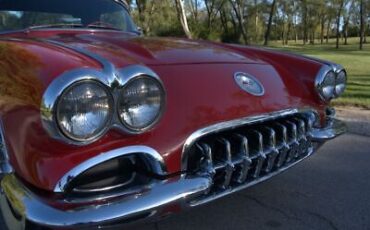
(315, 64), (347, 102)
(117, 75), (166, 134)
(333, 69), (347, 98)
(55, 79), (114, 143)
(41, 65), (166, 146)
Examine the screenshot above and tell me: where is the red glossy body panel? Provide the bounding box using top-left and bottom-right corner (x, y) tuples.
(0, 30), (326, 191)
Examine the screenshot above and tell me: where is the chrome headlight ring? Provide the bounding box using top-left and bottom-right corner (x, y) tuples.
(41, 65), (166, 145)
(333, 68), (347, 98)
(315, 64), (347, 102)
(116, 67), (166, 134)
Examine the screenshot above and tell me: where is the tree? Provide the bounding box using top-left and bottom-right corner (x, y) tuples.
(343, 0), (354, 45)
(174, 0), (192, 38)
(188, 0), (201, 21)
(264, 0), (277, 46)
(335, 0), (345, 49)
(360, 0), (365, 49)
(125, 0), (367, 50)
(204, 0), (226, 32)
(135, 0), (156, 34)
(229, 0), (249, 44)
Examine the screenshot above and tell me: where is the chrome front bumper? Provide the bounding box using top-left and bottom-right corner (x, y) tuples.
(0, 118), (346, 230)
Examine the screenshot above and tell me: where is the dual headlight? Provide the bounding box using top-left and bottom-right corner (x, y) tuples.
(315, 65), (347, 101)
(48, 71), (165, 144)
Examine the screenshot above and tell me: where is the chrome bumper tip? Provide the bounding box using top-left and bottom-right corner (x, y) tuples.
(310, 119), (347, 142)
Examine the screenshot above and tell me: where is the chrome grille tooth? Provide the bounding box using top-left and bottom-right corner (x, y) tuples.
(262, 126), (277, 149)
(275, 122), (288, 148)
(284, 121), (300, 162)
(232, 134), (252, 183)
(292, 118), (306, 140)
(302, 111), (316, 132)
(294, 117), (310, 158)
(248, 130), (266, 178)
(285, 120), (298, 144)
(274, 123), (289, 168)
(262, 126), (279, 173)
(196, 143), (216, 178)
(216, 138), (235, 189)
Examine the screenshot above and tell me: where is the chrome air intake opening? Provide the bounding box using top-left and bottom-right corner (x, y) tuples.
(182, 109), (318, 205)
(66, 154), (153, 196)
(55, 146), (167, 201)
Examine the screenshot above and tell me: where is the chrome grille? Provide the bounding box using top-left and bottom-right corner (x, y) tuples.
(183, 110), (316, 203)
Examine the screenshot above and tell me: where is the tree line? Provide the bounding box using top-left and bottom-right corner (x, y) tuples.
(127, 0), (370, 50)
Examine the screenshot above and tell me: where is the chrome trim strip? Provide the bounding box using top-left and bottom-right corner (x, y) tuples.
(41, 39), (166, 145)
(182, 108), (316, 171)
(0, 119), (13, 177)
(54, 145), (167, 193)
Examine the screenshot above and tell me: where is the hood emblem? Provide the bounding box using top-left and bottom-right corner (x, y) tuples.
(234, 72), (265, 96)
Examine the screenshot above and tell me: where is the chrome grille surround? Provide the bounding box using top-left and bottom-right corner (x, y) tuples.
(182, 108), (318, 206)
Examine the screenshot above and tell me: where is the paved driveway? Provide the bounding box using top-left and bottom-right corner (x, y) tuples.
(1, 133), (370, 230)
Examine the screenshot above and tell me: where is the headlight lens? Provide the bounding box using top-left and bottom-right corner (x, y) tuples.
(317, 70), (336, 101)
(118, 76), (165, 132)
(56, 81), (113, 142)
(334, 70), (347, 97)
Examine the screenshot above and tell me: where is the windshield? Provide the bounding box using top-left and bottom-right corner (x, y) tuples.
(0, 0), (137, 33)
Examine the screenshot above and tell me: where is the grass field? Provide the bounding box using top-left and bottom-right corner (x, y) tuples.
(269, 37), (370, 109)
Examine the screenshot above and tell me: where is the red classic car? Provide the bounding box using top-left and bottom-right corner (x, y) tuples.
(0, 0), (347, 229)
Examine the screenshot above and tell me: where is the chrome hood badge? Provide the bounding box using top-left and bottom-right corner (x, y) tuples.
(234, 72), (265, 96)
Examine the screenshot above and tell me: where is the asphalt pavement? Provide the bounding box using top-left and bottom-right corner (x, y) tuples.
(1, 133), (370, 230)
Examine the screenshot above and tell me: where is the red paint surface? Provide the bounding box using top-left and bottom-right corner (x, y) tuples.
(0, 30), (326, 191)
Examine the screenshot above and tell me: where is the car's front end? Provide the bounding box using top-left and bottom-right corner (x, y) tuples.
(0, 0), (347, 229)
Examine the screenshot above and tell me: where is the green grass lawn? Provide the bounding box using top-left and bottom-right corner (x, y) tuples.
(268, 37), (370, 109)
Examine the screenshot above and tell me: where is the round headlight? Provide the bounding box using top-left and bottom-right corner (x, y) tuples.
(317, 70), (336, 101)
(56, 80), (113, 142)
(334, 70), (347, 97)
(118, 76), (165, 132)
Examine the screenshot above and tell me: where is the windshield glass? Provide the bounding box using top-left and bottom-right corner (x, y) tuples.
(0, 0), (137, 32)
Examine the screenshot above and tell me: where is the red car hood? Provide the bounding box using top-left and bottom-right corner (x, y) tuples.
(0, 30), (325, 191)
(46, 32), (266, 66)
